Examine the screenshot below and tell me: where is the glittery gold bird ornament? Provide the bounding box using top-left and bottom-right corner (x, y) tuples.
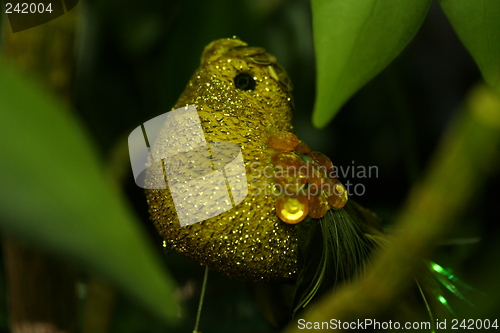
(146, 37), (371, 281)
(145, 38), (468, 323)
(147, 37), (298, 282)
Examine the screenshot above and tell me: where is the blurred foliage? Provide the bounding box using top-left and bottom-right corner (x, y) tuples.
(311, 0), (500, 128)
(0, 0), (499, 332)
(438, 0), (500, 93)
(0, 55), (177, 322)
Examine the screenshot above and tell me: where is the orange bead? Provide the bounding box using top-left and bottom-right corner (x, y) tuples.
(274, 169), (307, 195)
(322, 178), (340, 197)
(305, 161), (328, 188)
(295, 140), (311, 154)
(268, 131), (299, 152)
(271, 151), (303, 171)
(310, 151), (334, 174)
(327, 183), (348, 210)
(307, 192), (329, 219)
(276, 194), (308, 224)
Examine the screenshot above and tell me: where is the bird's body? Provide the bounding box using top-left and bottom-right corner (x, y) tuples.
(146, 38), (299, 282)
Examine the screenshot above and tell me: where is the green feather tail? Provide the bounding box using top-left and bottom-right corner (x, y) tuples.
(291, 201), (473, 324)
(292, 207), (377, 316)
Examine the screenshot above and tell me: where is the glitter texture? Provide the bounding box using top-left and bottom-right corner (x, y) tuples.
(146, 38), (297, 282)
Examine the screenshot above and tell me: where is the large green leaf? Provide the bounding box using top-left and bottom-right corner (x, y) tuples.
(311, 0), (432, 128)
(0, 56), (178, 322)
(439, 0), (500, 92)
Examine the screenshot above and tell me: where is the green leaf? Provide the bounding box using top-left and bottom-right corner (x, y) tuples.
(438, 0), (500, 92)
(311, 0), (432, 128)
(0, 56), (178, 323)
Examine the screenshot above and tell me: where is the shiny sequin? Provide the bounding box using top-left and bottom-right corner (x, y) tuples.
(276, 195), (308, 224)
(305, 161), (329, 188)
(268, 131), (299, 152)
(327, 183), (348, 210)
(271, 151), (303, 170)
(269, 144), (349, 223)
(274, 169), (307, 194)
(295, 140), (312, 154)
(307, 192), (329, 219)
(310, 151), (334, 173)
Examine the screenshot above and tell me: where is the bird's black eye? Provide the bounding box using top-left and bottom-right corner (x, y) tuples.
(234, 73), (256, 91)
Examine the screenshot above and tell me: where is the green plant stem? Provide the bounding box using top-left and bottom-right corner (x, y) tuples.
(193, 266), (209, 333)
